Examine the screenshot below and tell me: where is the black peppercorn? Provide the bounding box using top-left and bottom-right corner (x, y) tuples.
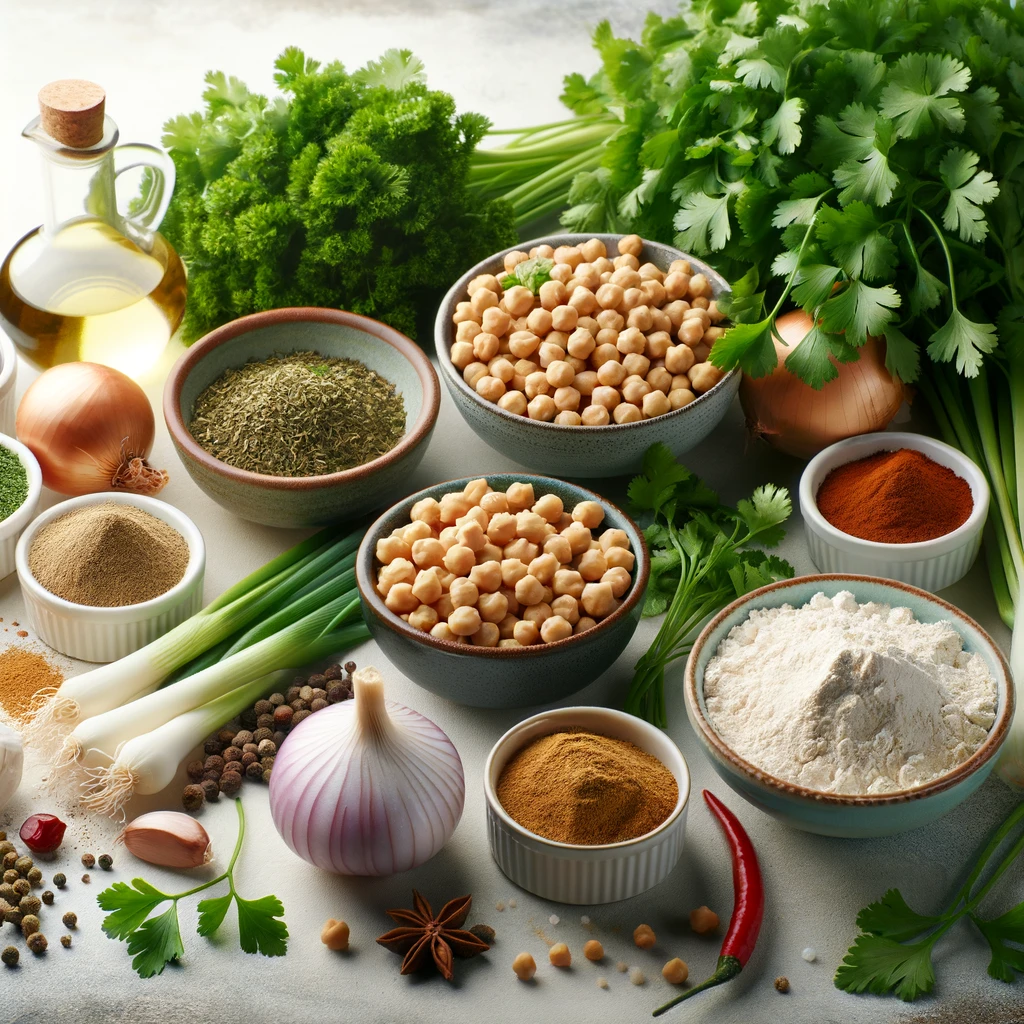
(220, 771), (243, 796)
(201, 779), (220, 802)
(26, 867), (42, 886)
(241, 752), (258, 767)
(273, 730), (287, 747)
(257, 739), (276, 757)
(52, 873), (66, 889)
(186, 760), (205, 782)
(2, 852), (16, 871)
(12, 879), (29, 897)
(233, 730), (254, 747)
(254, 699), (274, 717)
(286, 686), (301, 703)
(217, 729), (236, 747)
(221, 746), (243, 764)
(257, 713), (275, 731)
(81, 874), (90, 884)
(299, 685), (314, 702)
(253, 727), (274, 744)
(311, 688), (328, 703)
(224, 760), (243, 776)
(240, 708), (259, 729)
(14, 856), (33, 875)
(27, 932), (47, 954)
(268, 692), (285, 707)
(60, 935), (71, 948)
(41, 891), (54, 906)
(326, 683), (347, 703)
(98, 855), (113, 871)
(262, 768), (273, 783)
(2, 946), (18, 967)
(310, 698), (328, 713)
(81, 854), (95, 869)
(246, 762), (264, 781)
(62, 912), (77, 929)
(273, 705), (293, 727)
(204, 754), (225, 774)
(203, 737), (223, 756)
(242, 742), (259, 755)
(324, 664), (342, 681)
(19, 895), (41, 916)
(308, 673), (327, 688)
(202, 770), (223, 784)
(293, 709), (312, 726)
(290, 699), (310, 713)
(260, 756), (275, 771)
(345, 661), (356, 674)
(183, 784), (205, 811)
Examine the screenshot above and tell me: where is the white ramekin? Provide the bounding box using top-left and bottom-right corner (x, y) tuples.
(0, 331), (16, 436)
(484, 706), (690, 905)
(0, 434), (42, 580)
(800, 432), (990, 592)
(16, 493), (206, 662)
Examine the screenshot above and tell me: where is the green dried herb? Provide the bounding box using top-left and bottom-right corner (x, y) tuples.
(188, 351), (406, 477)
(0, 445), (28, 523)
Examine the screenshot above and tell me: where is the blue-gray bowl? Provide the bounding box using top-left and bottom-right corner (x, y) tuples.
(685, 575), (1014, 837)
(356, 474), (650, 709)
(435, 233), (740, 479)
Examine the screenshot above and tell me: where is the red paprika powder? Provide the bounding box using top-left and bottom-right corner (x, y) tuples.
(816, 448), (973, 543)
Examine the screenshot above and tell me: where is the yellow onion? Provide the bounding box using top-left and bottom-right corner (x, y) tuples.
(739, 310), (906, 460)
(16, 362), (168, 496)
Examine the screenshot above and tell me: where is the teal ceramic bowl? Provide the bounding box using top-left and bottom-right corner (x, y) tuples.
(164, 308), (439, 528)
(356, 474), (650, 708)
(685, 575), (1014, 837)
(435, 233), (740, 479)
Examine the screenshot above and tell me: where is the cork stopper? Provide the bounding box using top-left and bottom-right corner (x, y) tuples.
(38, 80), (106, 148)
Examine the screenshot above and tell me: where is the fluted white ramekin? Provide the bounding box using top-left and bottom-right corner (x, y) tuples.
(484, 706), (690, 905)
(0, 331), (16, 436)
(800, 432), (990, 592)
(16, 493), (205, 662)
(0, 434), (42, 580)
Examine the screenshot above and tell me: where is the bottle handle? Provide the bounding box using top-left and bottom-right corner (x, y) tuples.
(112, 143), (176, 235)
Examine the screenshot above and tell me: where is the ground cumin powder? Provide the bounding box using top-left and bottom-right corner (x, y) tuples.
(496, 729), (678, 845)
(0, 646), (63, 722)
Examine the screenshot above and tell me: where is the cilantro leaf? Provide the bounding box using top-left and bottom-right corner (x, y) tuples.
(791, 261), (842, 309)
(126, 904), (185, 979)
(354, 49), (426, 92)
(820, 280), (902, 345)
(783, 320), (852, 388)
(273, 47), (320, 89)
(881, 323), (921, 383)
(939, 148), (1000, 243)
(972, 903), (1024, 982)
(833, 141), (899, 207)
(834, 933), (937, 1002)
(856, 889), (944, 943)
(763, 97), (804, 155)
(202, 70), (251, 112)
(673, 191), (732, 253)
(812, 103), (876, 163)
(236, 894), (289, 957)
(196, 893), (233, 937)
(709, 319), (778, 377)
(619, 168), (663, 220)
(560, 71), (607, 116)
(99, 879), (171, 940)
(909, 261), (948, 315)
(816, 202), (898, 280)
(499, 257), (553, 294)
(736, 484), (792, 545)
(879, 53), (971, 138)
(926, 307), (997, 377)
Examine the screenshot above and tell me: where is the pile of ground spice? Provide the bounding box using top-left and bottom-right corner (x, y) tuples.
(496, 729), (678, 845)
(29, 502), (189, 607)
(0, 647), (63, 722)
(815, 448), (973, 544)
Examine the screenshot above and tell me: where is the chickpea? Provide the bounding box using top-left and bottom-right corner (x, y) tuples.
(376, 534), (412, 564)
(408, 497), (440, 528)
(448, 605), (482, 636)
(443, 544), (476, 576)
(646, 366), (674, 395)
(614, 253), (641, 272)
(503, 250), (529, 273)
(650, 307), (672, 334)
(565, 327), (596, 361)
(590, 343), (621, 369)
(430, 622), (456, 642)
(514, 573), (546, 606)
(513, 619), (540, 646)
(526, 552), (559, 584)
(552, 244), (582, 268)
(640, 279), (667, 307)
(687, 271), (711, 298)
(385, 583), (418, 614)
(611, 267), (642, 291)
(467, 558), (502, 592)
(537, 615), (572, 643)
(614, 402), (643, 424)
(408, 604), (439, 632)
(569, 288), (598, 318)
(478, 493), (507, 518)
(626, 304), (653, 332)
(481, 306), (511, 337)
(505, 482), (534, 511)
(467, 273), (500, 296)
(616, 326), (646, 356)
(642, 331), (669, 360)
(523, 602), (553, 627)
(521, 371), (550, 400)
(500, 558), (530, 588)
(490, 358), (516, 385)
(565, 355), (587, 376)
(472, 589), (507, 623)
(573, 370), (599, 397)
(408, 537), (443, 569)
(401, 521), (433, 546)
(511, 510), (544, 543)
(668, 387), (696, 410)
(496, 613), (519, 640)
(595, 360), (627, 388)
(643, 389), (672, 418)
(691, 343), (711, 363)
(595, 307), (624, 332)
(463, 362), (489, 390)
(562, 521), (593, 557)
(620, 286), (644, 313)
(508, 330), (540, 359)
(453, 301), (481, 325)
(594, 567), (630, 602)
(541, 360), (572, 390)
(457, 521), (487, 553)
(689, 906), (720, 935)
(665, 343), (696, 375)
(434, 591), (456, 619)
(502, 284), (533, 317)
(605, 546), (636, 571)
(471, 621), (500, 647)
(450, 340), (476, 370)
(470, 288), (499, 318)
(537, 342), (566, 369)
(622, 377), (651, 406)
(525, 306), (552, 336)
(448, 577), (479, 609)
(689, 362), (724, 393)
(577, 237), (604, 262)
(525, 493), (559, 524)
(538, 279), (566, 311)
(411, 568), (443, 605)
(475, 375), (505, 402)
(595, 529), (627, 553)
(577, 549), (609, 582)
(455, 320), (482, 345)
(551, 386), (579, 412)
(498, 391), (528, 415)
(615, 233), (641, 258)
(477, 542), (503, 564)
(550, 304), (579, 333)
(499, 585), (521, 615)
(622, 353), (651, 378)
(547, 594), (578, 625)
(437, 526), (459, 552)
(481, 514), (512, 547)
(551, 566), (585, 599)
(662, 959), (689, 986)
(591, 385), (621, 411)
(581, 404), (611, 425)
(539, 533), (570, 563)
(684, 307), (712, 332)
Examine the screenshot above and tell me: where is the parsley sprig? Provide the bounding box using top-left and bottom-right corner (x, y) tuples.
(835, 800), (1024, 1000)
(624, 444), (794, 726)
(98, 799), (287, 978)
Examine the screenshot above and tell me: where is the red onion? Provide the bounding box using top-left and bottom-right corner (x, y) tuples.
(269, 666), (465, 875)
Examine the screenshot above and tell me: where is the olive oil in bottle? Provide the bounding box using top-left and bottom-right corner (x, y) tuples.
(0, 80), (186, 378)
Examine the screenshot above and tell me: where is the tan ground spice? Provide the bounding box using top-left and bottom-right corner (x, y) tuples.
(0, 647), (63, 722)
(497, 729), (678, 845)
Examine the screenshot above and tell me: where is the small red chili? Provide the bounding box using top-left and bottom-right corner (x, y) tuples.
(653, 790), (764, 1016)
(19, 813), (67, 854)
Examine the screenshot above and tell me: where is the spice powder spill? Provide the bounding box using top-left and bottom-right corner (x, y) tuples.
(0, 647), (63, 722)
(0, 445), (28, 523)
(496, 729), (678, 845)
(188, 351), (406, 477)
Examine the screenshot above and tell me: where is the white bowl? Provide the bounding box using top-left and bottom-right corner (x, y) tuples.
(483, 706), (690, 904)
(16, 493), (206, 662)
(0, 434), (42, 580)
(0, 331), (16, 436)
(800, 432), (989, 591)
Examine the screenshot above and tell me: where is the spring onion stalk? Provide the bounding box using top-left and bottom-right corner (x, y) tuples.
(57, 593), (365, 780)
(26, 527), (364, 749)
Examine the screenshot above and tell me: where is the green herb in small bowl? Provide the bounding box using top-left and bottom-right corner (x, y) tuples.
(0, 435), (42, 580)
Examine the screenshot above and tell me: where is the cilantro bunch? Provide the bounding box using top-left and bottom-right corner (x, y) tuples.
(625, 444), (794, 726)
(161, 48), (515, 343)
(836, 800), (1024, 1000)
(97, 800), (287, 978)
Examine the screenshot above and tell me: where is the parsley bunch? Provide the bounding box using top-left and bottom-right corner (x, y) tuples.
(161, 48), (515, 343)
(836, 800), (1024, 1001)
(97, 800), (287, 978)
(625, 443), (794, 725)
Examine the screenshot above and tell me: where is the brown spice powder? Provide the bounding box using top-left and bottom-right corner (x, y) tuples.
(497, 729), (678, 845)
(0, 646), (63, 722)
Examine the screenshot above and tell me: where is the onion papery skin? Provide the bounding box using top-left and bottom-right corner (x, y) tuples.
(16, 361), (166, 496)
(268, 699), (465, 876)
(739, 310), (906, 460)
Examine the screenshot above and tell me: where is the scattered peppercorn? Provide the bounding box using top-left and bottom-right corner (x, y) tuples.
(268, 692), (286, 706)
(204, 755), (225, 775)
(201, 779), (220, 802)
(775, 976), (790, 993)
(204, 737), (222, 756)
(60, 935), (71, 948)
(98, 854), (113, 871)
(261, 768), (273, 783)
(182, 784), (205, 812)
(80, 854), (95, 869)
(2, 946), (18, 967)
(26, 867), (42, 886)
(3, 869), (18, 885)
(52, 874), (66, 889)
(221, 746), (242, 763)
(19, 895), (41, 916)
(13, 879), (30, 897)
(469, 924), (496, 945)
(2, 852), (16, 871)
(233, 730), (254, 747)
(293, 709), (312, 727)
(41, 891), (54, 906)
(14, 856), (33, 875)
(27, 932), (47, 954)
(246, 762), (264, 781)
(630, 967), (646, 986)
(4, 906), (23, 927)
(186, 760), (205, 782)
(217, 729), (236, 747)
(257, 738), (276, 757)
(62, 912), (77, 929)
(21, 914), (40, 937)
(0, 832), (5, 841)
(0, 841), (14, 857)
(81, 874), (90, 884)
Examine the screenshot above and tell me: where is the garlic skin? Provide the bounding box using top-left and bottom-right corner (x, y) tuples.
(0, 722), (24, 812)
(269, 666), (465, 876)
(118, 811), (212, 868)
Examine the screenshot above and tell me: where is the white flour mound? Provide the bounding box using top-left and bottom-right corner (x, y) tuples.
(703, 591), (998, 795)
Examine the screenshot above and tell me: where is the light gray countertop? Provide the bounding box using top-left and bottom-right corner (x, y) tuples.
(1, 3), (1022, 1023)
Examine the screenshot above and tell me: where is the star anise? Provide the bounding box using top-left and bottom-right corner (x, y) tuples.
(376, 890), (490, 980)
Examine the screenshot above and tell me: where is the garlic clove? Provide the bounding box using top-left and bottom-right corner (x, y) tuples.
(118, 811), (212, 869)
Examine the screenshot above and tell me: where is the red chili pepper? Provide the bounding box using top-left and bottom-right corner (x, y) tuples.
(653, 790), (764, 1016)
(19, 813), (67, 854)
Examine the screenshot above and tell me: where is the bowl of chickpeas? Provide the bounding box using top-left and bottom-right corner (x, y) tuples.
(435, 233), (739, 478)
(355, 474), (649, 708)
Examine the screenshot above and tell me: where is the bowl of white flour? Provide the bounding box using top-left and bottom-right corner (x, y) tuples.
(685, 575), (1013, 837)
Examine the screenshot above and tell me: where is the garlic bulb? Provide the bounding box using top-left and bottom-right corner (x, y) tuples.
(0, 722), (24, 812)
(269, 666), (465, 875)
(119, 811), (212, 868)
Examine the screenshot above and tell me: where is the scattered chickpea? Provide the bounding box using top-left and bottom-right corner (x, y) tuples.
(321, 918), (350, 951)
(584, 939), (604, 962)
(662, 958), (689, 985)
(513, 951), (537, 980)
(690, 906), (720, 935)
(633, 924), (657, 949)
(549, 942), (572, 967)
(775, 976), (790, 993)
